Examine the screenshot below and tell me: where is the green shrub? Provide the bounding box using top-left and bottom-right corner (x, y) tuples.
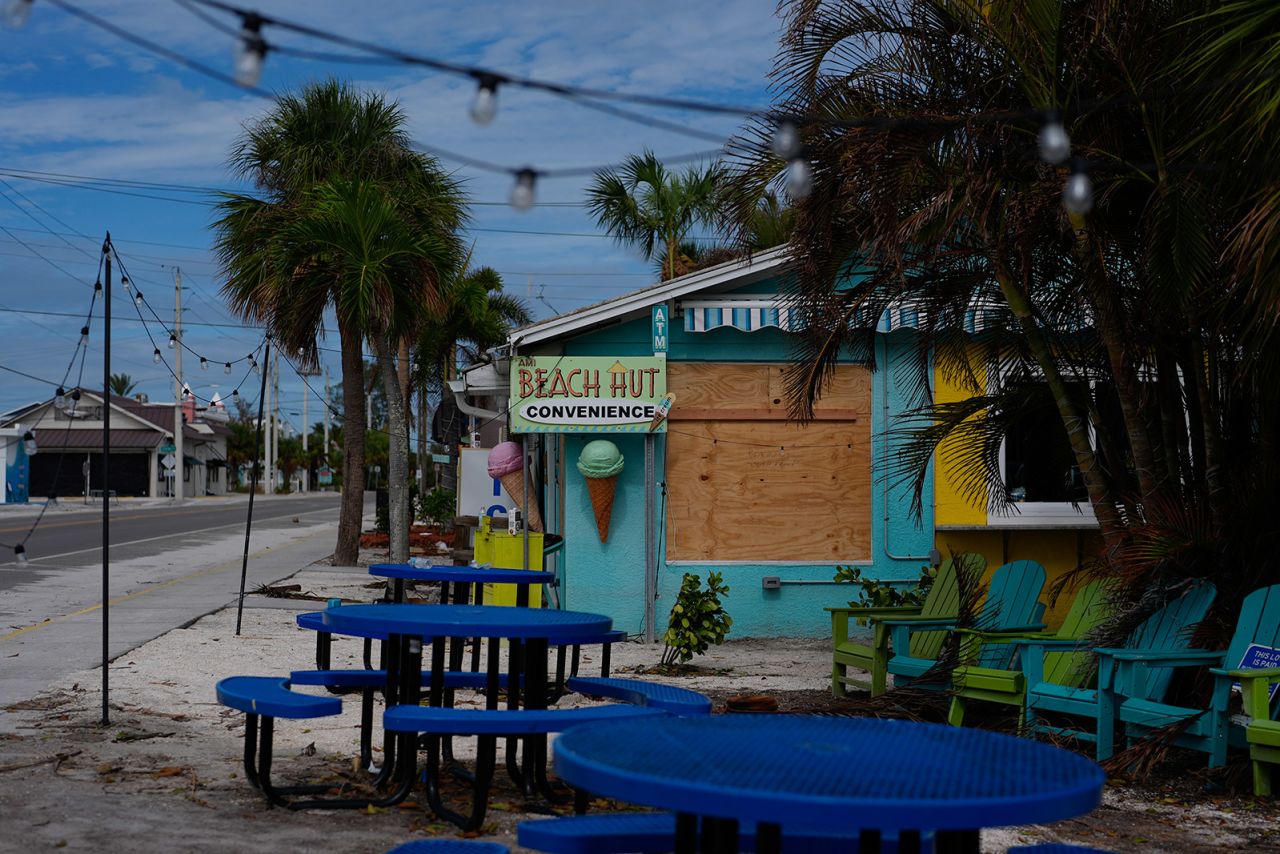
(661, 572), (732, 667)
(834, 564), (935, 608)
(418, 487), (455, 523)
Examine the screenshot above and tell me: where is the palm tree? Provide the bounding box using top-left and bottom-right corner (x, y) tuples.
(285, 178), (461, 563)
(108, 373), (137, 397)
(725, 1), (1280, 650)
(213, 79), (465, 564)
(586, 150), (722, 281)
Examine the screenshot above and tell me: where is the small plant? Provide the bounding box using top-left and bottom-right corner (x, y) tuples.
(834, 564), (935, 608)
(418, 487), (455, 523)
(660, 572), (732, 667)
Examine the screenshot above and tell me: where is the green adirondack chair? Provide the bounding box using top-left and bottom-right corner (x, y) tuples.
(1242, 666), (1280, 795)
(876, 559), (1047, 693)
(1019, 579), (1216, 760)
(1099, 583), (1280, 779)
(826, 555), (978, 698)
(947, 578), (1110, 729)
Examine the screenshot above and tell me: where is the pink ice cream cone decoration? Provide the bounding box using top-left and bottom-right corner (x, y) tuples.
(487, 441), (542, 532)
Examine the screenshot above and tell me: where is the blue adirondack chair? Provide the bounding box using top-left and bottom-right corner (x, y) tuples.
(1019, 579), (1216, 760)
(1099, 583), (1280, 772)
(876, 559), (1046, 691)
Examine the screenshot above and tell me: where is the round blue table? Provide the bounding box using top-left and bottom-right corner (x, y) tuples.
(323, 603), (614, 824)
(370, 563), (556, 608)
(553, 714), (1105, 854)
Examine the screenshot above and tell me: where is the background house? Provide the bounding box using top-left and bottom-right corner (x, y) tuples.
(0, 390), (230, 499)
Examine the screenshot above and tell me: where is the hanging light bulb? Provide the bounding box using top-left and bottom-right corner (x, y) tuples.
(94, 280), (102, 293)
(1038, 119), (1071, 165)
(224, 362), (232, 375)
(510, 169), (537, 212)
(785, 158), (812, 200)
(13, 544), (28, 566)
(70, 389), (80, 405)
(153, 347), (162, 364)
(79, 325), (89, 345)
(168, 333), (177, 349)
(234, 14), (267, 88)
(771, 119), (801, 160)
(3, 0), (33, 30)
(21, 430), (36, 455)
(200, 357), (208, 371)
(1063, 169), (1093, 215)
(231, 389), (239, 398)
(470, 74), (500, 125)
(134, 290), (144, 306)
(121, 275), (131, 294)
(54, 386), (66, 411)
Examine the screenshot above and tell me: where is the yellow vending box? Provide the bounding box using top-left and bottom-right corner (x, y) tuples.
(473, 515), (543, 607)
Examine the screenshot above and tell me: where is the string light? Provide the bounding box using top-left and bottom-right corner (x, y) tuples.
(785, 158), (812, 200)
(510, 169), (537, 212)
(153, 347), (162, 364)
(79, 325), (89, 345)
(234, 13), (267, 87)
(771, 120), (801, 160)
(224, 362), (232, 374)
(470, 74), (500, 125)
(168, 333), (177, 349)
(3, 0), (32, 30)
(1063, 166), (1093, 215)
(231, 388), (239, 398)
(13, 544), (27, 566)
(54, 386), (66, 411)
(200, 357), (208, 371)
(1038, 117), (1071, 165)
(134, 290), (144, 307)
(121, 275), (131, 293)
(21, 430), (36, 455)
(70, 388), (80, 406)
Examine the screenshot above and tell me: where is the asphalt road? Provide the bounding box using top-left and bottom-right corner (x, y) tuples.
(0, 494), (342, 591)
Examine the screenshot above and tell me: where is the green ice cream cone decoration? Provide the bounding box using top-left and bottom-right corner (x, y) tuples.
(577, 440), (624, 543)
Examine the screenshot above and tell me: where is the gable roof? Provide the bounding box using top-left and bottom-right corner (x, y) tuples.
(510, 246), (792, 349)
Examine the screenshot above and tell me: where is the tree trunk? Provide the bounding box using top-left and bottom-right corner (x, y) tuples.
(991, 261), (1129, 556)
(333, 315), (367, 565)
(376, 335), (410, 564)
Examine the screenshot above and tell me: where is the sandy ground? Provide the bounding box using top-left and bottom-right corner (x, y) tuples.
(2, 562), (1278, 853)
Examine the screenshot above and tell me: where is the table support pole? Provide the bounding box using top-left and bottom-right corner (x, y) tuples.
(674, 812), (697, 854)
(858, 829), (881, 853)
(755, 822), (781, 854)
(897, 830), (922, 854)
(935, 830), (979, 854)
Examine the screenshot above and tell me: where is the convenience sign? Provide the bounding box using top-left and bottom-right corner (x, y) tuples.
(509, 355), (667, 433)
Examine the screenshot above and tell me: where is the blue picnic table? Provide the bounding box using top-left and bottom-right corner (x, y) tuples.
(551, 714), (1105, 854)
(321, 603), (615, 826)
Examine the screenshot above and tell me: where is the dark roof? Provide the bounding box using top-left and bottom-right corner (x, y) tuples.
(114, 398), (212, 442)
(31, 428), (162, 451)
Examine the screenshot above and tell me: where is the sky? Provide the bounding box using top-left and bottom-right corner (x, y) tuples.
(0, 0), (783, 432)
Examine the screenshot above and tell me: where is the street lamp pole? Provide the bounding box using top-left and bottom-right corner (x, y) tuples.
(172, 267), (183, 505)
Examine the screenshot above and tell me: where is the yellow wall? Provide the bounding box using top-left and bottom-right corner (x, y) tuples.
(935, 529), (1100, 629)
(932, 361), (987, 526)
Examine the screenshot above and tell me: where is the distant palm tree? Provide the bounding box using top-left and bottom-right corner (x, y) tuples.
(213, 79), (465, 564)
(586, 150), (722, 281)
(108, 373), (137, 397)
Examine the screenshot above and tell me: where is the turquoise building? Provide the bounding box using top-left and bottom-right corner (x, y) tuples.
(490, 248), (938, 638)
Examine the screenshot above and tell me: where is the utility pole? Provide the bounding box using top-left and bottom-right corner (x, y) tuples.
(264, 353), (273, 495)
(172, 268), (184, 504)
(273, 349), (281, 492)
(301, 373), (309, 493)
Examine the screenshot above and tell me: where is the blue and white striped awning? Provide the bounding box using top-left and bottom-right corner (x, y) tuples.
(681, 297), (794, 333)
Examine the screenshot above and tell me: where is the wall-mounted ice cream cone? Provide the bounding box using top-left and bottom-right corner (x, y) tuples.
(577, 439), (624, 543)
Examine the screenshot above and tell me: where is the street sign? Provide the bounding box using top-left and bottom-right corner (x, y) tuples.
(161, 453), (176, 470)
(159, 443), (176, 453)
(318, 466), (333, 485)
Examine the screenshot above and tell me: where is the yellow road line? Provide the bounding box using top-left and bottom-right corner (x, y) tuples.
(0, 543), (291, 643)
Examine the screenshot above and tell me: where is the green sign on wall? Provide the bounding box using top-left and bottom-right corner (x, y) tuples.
(509, 355), (667, 433)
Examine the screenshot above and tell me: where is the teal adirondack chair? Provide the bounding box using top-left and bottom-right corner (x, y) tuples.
(1100, 583), (1280, 777)
(827, 555), (979, 698)
(1020, 579), (1216, 760)
(877, 559), (1047, 692)
(947, 578), (1110, 729)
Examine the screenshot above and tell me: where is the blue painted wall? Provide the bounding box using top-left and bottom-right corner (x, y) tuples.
(540, 274), (935, 637)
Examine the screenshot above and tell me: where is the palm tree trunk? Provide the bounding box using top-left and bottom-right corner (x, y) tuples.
(334, 315), (367, 565)
(376, 335), (410, 564)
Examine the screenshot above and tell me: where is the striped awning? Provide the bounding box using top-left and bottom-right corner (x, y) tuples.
(681, 297), (794, 333)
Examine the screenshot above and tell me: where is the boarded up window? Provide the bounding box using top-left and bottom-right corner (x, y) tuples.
(665, 363), (872, 563)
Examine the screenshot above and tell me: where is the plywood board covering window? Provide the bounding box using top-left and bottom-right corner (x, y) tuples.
(665, 363), (872, 563)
